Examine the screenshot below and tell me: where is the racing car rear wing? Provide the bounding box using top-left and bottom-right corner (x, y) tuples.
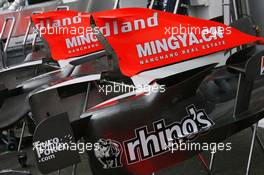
(31, 8), (264, 77)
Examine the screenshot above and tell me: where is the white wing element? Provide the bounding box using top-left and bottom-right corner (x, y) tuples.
(132, 51), (230, 86)
(259, 119), (264, 129)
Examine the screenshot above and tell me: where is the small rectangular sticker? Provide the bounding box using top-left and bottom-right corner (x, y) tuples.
(63, 0), (77, 3)
(261, 56), (264, 76)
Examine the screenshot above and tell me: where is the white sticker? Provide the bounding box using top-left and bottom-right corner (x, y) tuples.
(261, 56), (264, 76)
(63, 0), (78, 3)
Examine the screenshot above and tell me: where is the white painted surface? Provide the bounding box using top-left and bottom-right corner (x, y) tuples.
(63, 0), (78, 3)
(132, 51), (228, 86)
(35, 74), (101, 94)
(259, 119), (264, 128)
(0, 60), (42, 73)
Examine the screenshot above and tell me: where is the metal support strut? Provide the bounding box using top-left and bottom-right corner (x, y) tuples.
(173, 0), (180, 14)
(197, 153), (212, 175)
(209, 148), (216, 171)
(246, 123), (258, 175)
(0, 17), (16, 68)
(17, 119), (26, 152)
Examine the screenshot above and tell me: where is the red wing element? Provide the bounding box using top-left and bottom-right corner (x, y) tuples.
(31, 10), (104, 60)
(95, 14), (134, 19)
(31, 8), (264, 77)
(93, 8), (264, 77)
(259, 40), (264, 45)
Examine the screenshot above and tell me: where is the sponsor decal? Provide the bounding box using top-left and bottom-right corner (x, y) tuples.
(35, 14), (82, 29)
(136, 32), (226, 65)
(33, 11), (158, 57)
(123, 105), (214, 164)
(33, 134), (73, 163)
(32, 113), (80, 174)
(65, 12), (158, 50)
(261, 56), (264, 76)
(95, 105), (214, 168)
(94, 138), (123, 169)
